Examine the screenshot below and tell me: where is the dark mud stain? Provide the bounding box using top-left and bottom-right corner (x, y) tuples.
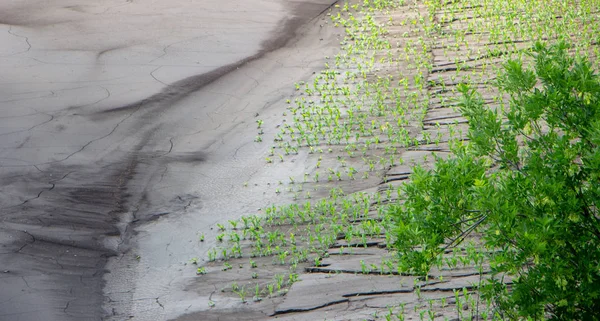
(0, 2), (79, 29)
(0, 138), (208, 320)
(0, 1), (336, 320)
(93, 0), (338, 120)
(96, 45), (130, 59)
(0, 162), (131, 321)
(159, 151), (206, 163)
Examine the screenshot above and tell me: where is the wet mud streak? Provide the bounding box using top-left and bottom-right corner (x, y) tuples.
(95, 1), (338, 118)
(0, 166), (128, 320)
(1, 1), (336, 320)
(0, 130), (154, 320)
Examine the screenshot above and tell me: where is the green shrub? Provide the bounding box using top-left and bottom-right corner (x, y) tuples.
(390, 42), (600, 320)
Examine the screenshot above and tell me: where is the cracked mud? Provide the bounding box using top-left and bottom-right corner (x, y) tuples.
(0, 0), (338, 320)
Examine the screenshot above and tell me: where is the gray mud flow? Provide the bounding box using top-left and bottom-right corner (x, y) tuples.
(0, 1), (336, 320)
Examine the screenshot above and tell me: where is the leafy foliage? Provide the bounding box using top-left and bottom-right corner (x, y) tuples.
(391, 42), (600, 320)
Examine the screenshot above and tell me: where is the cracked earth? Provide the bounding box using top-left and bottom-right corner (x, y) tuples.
(3, 0), (572, 319)
(0, 0), (339, 320)
(165, 0), (600, 320)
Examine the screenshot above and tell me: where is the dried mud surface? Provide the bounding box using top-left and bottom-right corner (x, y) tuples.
(172, 1), (584, 321)
(0, 1), (338, 320)
(3, 0), (591, 320)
